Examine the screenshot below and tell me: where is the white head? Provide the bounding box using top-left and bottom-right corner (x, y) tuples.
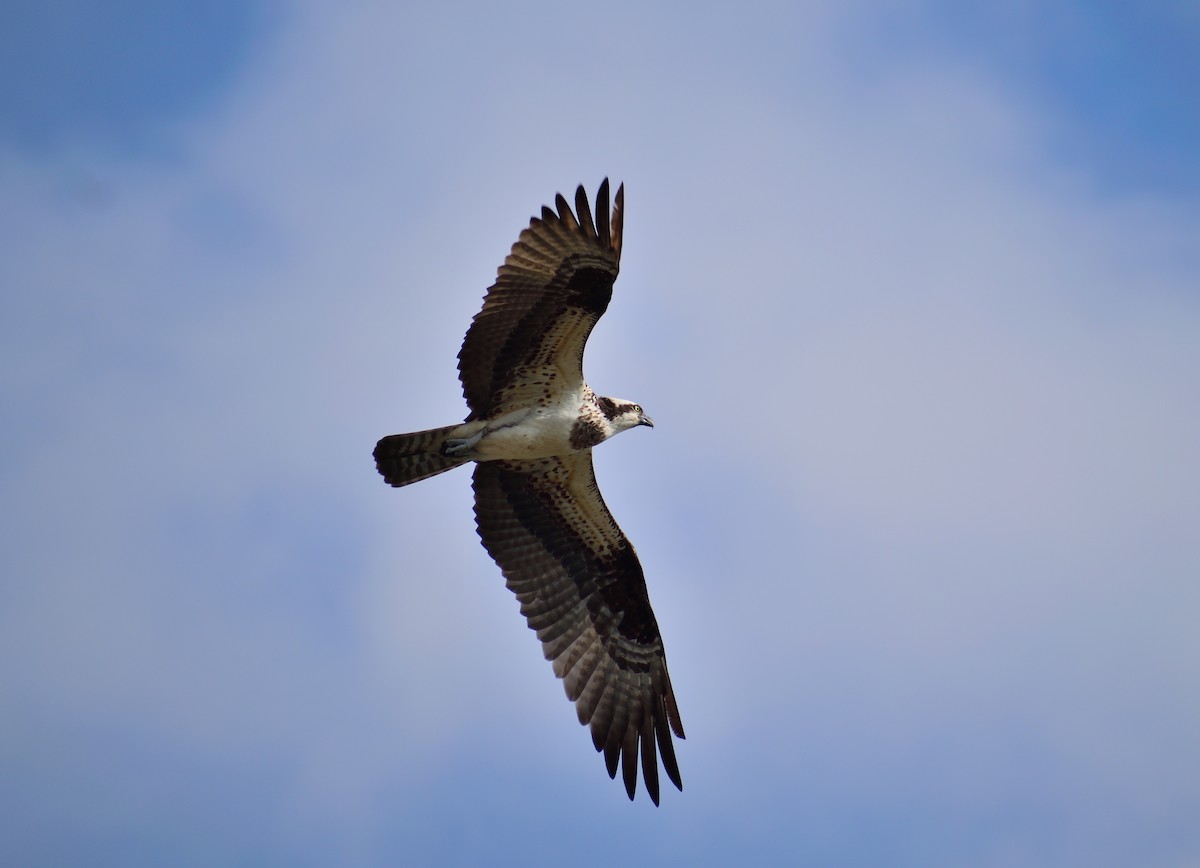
(598, 396), (654, 434)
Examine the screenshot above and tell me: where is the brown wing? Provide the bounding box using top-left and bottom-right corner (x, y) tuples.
(457, 180), (624, 420)
(471, 454), (684, 804)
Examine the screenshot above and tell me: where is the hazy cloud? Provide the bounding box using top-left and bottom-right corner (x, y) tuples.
(2, 2), (1198, 865)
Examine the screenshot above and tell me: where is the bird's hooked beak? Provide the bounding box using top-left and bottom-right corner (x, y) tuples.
(640, 412), (655, 428)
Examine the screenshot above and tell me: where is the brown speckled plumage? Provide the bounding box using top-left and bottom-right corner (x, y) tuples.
(373, 181), (683, 804)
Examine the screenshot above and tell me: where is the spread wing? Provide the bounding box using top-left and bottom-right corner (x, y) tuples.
(458, 179), (623, 420)
(472, 454), (684, 804)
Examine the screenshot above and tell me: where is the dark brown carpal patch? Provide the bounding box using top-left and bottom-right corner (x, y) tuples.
(570, 417), (607, 450)
(562, 264), (616, 316)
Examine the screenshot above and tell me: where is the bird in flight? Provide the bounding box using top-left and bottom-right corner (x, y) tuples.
(373, 180), (684, 804)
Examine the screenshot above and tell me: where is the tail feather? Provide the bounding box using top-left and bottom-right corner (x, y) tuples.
(374, 424), (468, 487)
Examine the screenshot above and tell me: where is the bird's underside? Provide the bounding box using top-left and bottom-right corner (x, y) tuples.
(373, 180), (684, 804)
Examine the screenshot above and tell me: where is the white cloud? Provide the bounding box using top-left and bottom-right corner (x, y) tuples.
(3, 1), (1199, 864)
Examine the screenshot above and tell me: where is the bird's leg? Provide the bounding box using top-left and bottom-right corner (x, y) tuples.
(441, 430), (483, 457)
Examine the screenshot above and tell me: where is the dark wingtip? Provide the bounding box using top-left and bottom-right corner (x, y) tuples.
(604, 741), (620, 779)
(657, 713), (683, 793)
(595, 178), (612, 249)
(555, 192), (580, 230)
(623, 773), (637, 801)
(611, 182), (624, 261)
(575, 184), (597, 239)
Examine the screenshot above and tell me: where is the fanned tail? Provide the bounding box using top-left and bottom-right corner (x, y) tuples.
(374, 424), (469, 487)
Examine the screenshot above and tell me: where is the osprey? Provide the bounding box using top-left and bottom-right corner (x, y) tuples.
(374, 180), (684, 804)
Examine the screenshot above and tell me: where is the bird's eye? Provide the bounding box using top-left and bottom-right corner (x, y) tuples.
(633, 404), (642, 414)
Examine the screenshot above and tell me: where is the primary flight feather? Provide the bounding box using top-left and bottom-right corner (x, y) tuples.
(373, 180), (684, 804)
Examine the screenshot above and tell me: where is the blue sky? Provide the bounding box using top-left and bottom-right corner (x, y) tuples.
(2, 2), (1199, 866)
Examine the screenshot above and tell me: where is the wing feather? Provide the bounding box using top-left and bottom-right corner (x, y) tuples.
(471, 454), (684, 804)
(555, 193), (581, 232)
(595, 183), (611, 249)
(640, 708), (659, 802)
(620, 701), (642, 798)
(574, 656), (610, 725)
(457, 180), (623, 419)
(575, 185), (597, 239)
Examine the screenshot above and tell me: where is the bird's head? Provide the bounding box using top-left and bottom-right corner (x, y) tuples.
(599, 397), (654, 434)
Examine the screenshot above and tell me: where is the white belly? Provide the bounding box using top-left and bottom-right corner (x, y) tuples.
(471, 402), (583, 460)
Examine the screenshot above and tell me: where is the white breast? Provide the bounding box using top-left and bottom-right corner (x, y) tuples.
(471, 390), (591, 460)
